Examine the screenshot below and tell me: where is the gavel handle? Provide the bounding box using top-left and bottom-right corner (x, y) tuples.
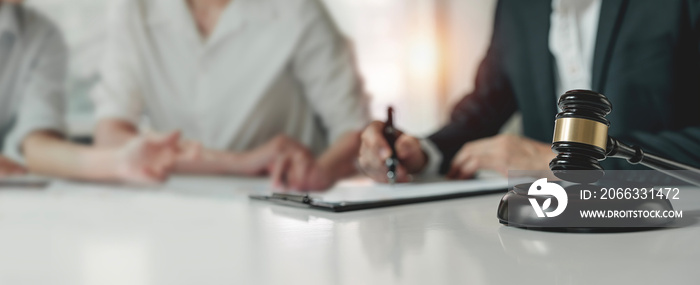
(607, 137), (700, 186)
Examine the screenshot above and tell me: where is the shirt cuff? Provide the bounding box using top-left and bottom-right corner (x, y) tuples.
(417, 138), (443, 177)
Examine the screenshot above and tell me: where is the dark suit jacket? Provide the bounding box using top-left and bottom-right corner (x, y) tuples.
(429, 0), (700, 173)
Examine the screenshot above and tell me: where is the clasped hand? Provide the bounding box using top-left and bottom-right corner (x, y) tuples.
(0, 132), (338, 189)
(264, 135), (335, 191)
(0, 155), (27, 177)
(174, 134), (337, 191)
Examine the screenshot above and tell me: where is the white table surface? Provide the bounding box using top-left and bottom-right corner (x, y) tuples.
(0, 175), (698, 285)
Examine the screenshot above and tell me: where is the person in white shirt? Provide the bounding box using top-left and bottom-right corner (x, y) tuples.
(92, 0), (370, 190)
(0, 1), (179, 183)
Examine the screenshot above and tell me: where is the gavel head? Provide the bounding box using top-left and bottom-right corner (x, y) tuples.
(549, 90), (613, 183)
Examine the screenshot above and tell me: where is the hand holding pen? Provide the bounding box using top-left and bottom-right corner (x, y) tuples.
(357, 107), (429, 184)
(384, 107), (399, 183)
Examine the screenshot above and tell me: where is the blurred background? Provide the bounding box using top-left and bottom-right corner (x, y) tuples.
(25, 0), (504, 137)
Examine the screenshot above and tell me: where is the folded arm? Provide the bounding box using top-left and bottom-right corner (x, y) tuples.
(24, 131), (126, 181)
(23, 130), (179, 184)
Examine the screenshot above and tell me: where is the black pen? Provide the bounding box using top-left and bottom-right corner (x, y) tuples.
(384, 107), (399, 184)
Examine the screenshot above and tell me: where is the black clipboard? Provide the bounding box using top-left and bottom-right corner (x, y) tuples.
(249, 187), (508, 212)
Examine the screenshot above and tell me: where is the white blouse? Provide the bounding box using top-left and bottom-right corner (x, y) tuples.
(0, 4), (67, 162)
(92, 0), (370, 155)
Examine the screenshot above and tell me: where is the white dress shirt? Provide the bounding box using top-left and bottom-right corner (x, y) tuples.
(550, 0), (601, 100)
(0, 4), (67, 162)
(420, 0), (602, 176)
(92, 0), (369, 155)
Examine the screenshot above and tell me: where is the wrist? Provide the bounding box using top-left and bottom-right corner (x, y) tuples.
(315, 158), (339, 181)
(79, 148), (121, 181)
(306, 160), (338, 190)
(413, 149), (430, 174)
(174, 147), (244, 175)
(220, 151), (248, 174)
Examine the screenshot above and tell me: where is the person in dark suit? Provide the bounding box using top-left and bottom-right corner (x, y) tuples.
(358, 0), (700, 182)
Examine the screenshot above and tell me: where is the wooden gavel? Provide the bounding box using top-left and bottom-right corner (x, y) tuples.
(549, 90), (700, 185)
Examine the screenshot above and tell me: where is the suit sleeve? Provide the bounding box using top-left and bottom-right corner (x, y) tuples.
(614, 129), (700, 169)
(607, 0), (700, 169)
(427, 0), (518, 174)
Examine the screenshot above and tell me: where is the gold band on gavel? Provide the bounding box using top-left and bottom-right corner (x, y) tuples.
(552, 117), (609, 150)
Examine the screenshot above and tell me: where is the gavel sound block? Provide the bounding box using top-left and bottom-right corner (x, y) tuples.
(496, 90), (697, 231)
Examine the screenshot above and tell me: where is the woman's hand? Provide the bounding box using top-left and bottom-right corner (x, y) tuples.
(269, 131), (362, 192)
(447, 134), (556, 180)
(114, 132), (180, 184)
(269, 146), (333, 191)
(240, 135), (312, 176)
(357, 121), (428, 183)
(0, 155), (27, 178)
(171, 134), (315, 176)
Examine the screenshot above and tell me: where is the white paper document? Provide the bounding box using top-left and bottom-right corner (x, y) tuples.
(309, 177), (511, 203)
